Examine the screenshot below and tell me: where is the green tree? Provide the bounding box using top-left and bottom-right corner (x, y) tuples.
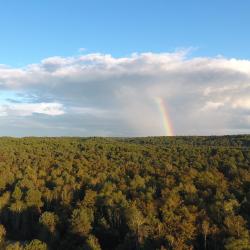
(70, 208), (93, 237)
(224, 215), (248, 238)
(85, 235), (101, 250)
(0, 224), (6, 246)
(5, 242), (24, 250)
(12, 186), (23, 201)
(24, 239), (47, 250)
(202, 220), (210, 250)
(25, 189), (43, 209)
(224, 237), (250, 250)
(39, 211), (59, 234)
(125, 204), (145, 249)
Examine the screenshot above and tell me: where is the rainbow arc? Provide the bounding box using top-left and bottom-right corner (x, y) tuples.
(155, 97), (174, 136)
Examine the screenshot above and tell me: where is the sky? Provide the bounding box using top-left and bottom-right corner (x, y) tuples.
(0, 0), (250, 136)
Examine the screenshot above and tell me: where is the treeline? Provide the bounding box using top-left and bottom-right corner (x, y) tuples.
(120, 135), (250, 147)
(0, 136), (249, 250)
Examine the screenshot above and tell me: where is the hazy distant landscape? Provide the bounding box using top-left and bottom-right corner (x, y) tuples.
(0, 135), (249, 249)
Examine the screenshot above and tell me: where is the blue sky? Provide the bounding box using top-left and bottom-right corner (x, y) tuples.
(0, 1), (250, 136)
(0, 0), (250, 66)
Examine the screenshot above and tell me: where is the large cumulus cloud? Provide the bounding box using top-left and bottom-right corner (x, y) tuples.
(0, 51), (250, 136)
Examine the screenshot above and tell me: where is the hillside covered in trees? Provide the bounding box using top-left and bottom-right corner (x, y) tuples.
(0, 135), (250, 250)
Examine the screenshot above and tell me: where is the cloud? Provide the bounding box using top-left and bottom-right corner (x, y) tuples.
(201, 101), (224, 111)
(0, 51), (249, 136)
(232, 98), (250, 110)
(0, 102), (65, 117)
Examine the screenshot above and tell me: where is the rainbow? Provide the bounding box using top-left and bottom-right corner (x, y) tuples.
(155, 97), (174, 136)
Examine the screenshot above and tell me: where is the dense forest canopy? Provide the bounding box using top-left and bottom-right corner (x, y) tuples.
(0, 135), (250, 250)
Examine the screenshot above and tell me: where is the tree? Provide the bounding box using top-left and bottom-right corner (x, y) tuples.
(224, 237), (250, 250)
(25, 189), (43, 209)
(125, 204), (145, 249)
(39, 211), (59, 243)
(160, 192), (196, 249)
(85, 235), (101, 250)
(12, 186), (23, 201)
(39, 211), (59, 234)
(70, 208), (93, 237)
(224, 215), (248, 238)
(5, 242), (24, 250)
(24, 239), (47, 250)
(0, 136), (249, 249)
(201, 220), (210, 250)
(0, 191), (10, 210)
(0, 224), (6, 246)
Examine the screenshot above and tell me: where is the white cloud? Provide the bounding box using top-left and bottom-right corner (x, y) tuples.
(232, 98), (250, 109)
(202, 101), (224, 111)
(0, 51), (250, 136)
(0, 103), (65, 117)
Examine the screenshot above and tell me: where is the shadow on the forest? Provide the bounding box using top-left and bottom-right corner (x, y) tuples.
(0, 187), (130, 250)
(0, 199), (86, 250)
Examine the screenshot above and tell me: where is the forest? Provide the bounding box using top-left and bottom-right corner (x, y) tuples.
(0, 135), (250, 250)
